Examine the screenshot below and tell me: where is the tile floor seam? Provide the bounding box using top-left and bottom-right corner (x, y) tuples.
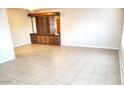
(104, 58), (109, 84)
(53, 59), (80, 84)
(86, 61), (99, 84)
(0, 74), (27, 85)
(0, 45), (120, 85)
(69, 61), (89, 84)
(7, 70), (46, 85)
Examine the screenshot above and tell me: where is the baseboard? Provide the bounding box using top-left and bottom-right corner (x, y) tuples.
(61, 42), (119, 50)
(0, 56), (16, 65)
(14, 42), (31, 48)
(119, 49), (124, 85)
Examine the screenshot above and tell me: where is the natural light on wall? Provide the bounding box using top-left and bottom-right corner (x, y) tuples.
(22, 8), (39, 11)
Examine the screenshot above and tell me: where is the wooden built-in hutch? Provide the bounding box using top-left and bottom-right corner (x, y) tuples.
(28, 12), (60, 45)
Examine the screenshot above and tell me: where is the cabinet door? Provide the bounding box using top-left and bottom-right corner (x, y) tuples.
(49, 36), (60, 45)
(37, 35), (42, 44)
(41, 35), (46, 44)
(46, 35), (50, 44)
(36, 17), (44, 33)
(30, 34), (37, 44)
(36, 17), (50, 34)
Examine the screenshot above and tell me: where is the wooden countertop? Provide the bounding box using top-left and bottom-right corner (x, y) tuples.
(30, 33), (60, 36)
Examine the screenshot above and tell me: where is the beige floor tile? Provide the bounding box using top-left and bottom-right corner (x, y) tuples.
(0, 75), (25, 85)
(38, 78), (55, 85)
(53, 82), (69, 85)
(63, 69), (79, 76)
(87, 81), (104, 85)
(71, 78), (88, 85)
(12, 73), (43, 84)
(45, 72), (62, 80)
(104, 81), (121, 85)
(57, 75), (75, 84)
(76, 72), (92, 80)
(2, 70), (24, 79)
(27, 68), (49, 77)
(0, 44), (121, 85)
(89, 74), (105, 82)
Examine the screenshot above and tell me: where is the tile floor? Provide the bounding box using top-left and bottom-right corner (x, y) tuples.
(0, 44), (121, 85)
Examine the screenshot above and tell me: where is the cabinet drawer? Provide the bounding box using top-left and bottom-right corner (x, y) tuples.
(49, 36), (60, 45)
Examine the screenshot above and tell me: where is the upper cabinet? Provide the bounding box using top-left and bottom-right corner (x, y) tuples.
(28, 12), (60, 35)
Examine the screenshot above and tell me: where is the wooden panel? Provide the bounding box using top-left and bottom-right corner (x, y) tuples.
(36, 17), (44, 33)
(41, 35), (46, 44)
(49, 16), (55, 34)
(37, 35), (42, 44)
(36, 17), (50, 34)
(45, 35), (50, 44)
(28, 12), (60, 17)
(40, 18), (44, 33)
(30, 34), (36, 44)
(42, 17), (46, 33)
(45, 17), (50, 33)
(49, 36), (53, 45)
(56, 16), (60, 34)
(30, 34), (60, 45)
(36, 17), (40, 33)
(49, 35), (60, 45)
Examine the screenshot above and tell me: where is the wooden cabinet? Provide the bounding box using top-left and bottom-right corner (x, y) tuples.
(28, 12), (60, 45)
(30, 34), (60, 45)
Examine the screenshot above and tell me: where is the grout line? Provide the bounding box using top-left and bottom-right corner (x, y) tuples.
(1, 45), (120, 85)
(0, 72), (28, 85)
(104, 56), (110, 85)
(118, 50), (124, 85)
(70, 61), (89, 84)
(86, 60), (99, 85)
(53, 48), (83, 84)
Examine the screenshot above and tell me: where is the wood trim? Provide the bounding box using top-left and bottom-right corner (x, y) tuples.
(30, 33), (60, 36)
(28, 12), (60, 17)
(56, 16), (60, 34)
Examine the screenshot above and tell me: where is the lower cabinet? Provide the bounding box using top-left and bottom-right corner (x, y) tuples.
(30, 33), (60, 45)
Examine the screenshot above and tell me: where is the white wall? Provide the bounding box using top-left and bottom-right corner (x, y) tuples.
(119, 10), (124, 84)
(7, 9), (32, 47)
(0, 9), (15, 64)
(34, 8), (123, 49)
(119, 32), (124, 84)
